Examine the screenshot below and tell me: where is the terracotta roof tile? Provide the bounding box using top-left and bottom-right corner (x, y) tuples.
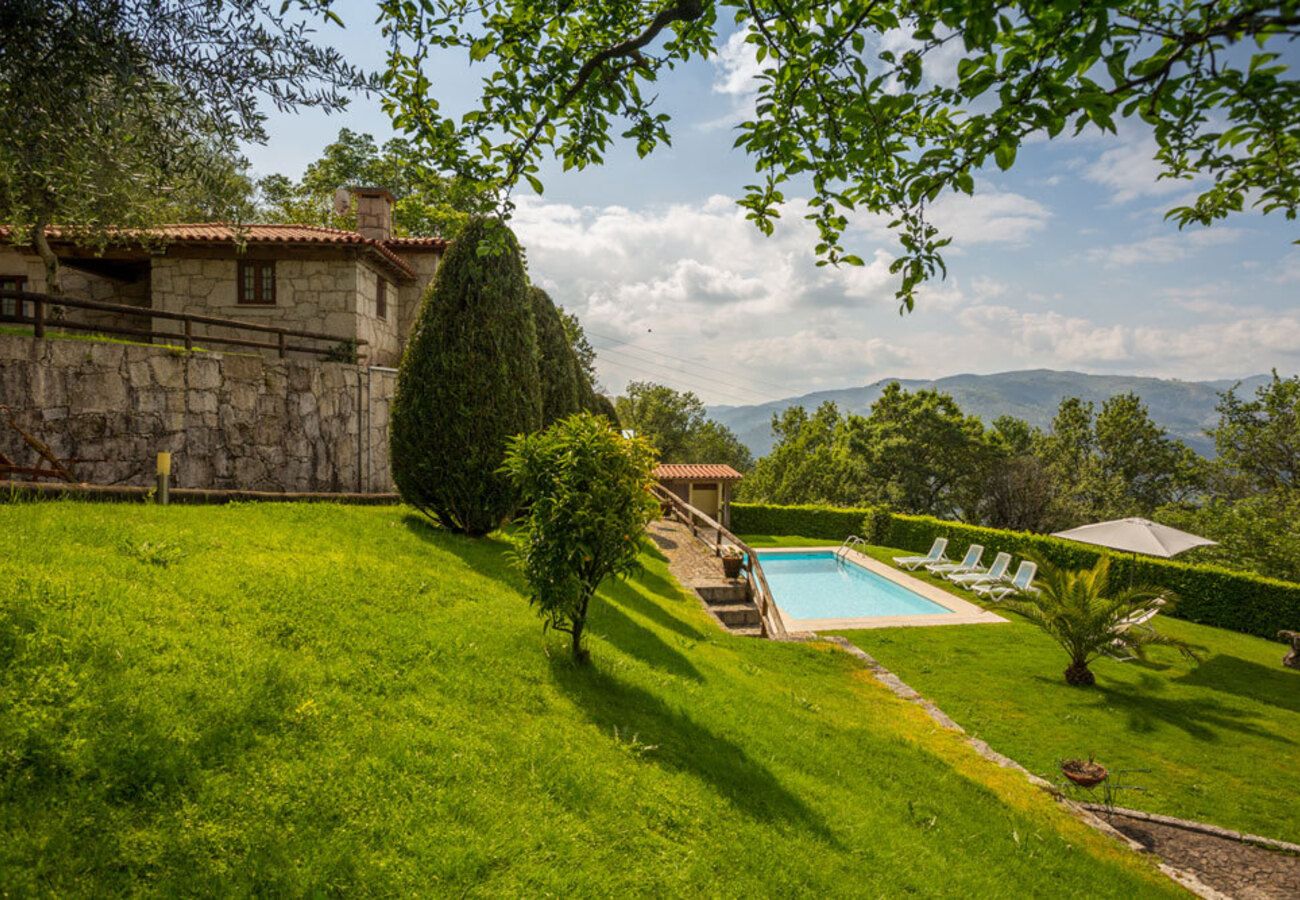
(653, 464), (744, 481)
(0, 223), (445, 280)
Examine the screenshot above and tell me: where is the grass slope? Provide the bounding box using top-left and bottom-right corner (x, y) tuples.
(787, 543), (1300, 843)
(0, 503), (1176, 895)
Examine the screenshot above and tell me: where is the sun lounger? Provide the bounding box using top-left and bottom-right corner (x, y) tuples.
(893, 538), (948, 570)
(973, 561), (1038, 601)
(1108, 599), (1168, 660)
(926, 544), (983, 576)
(950, 552), (1012, 586)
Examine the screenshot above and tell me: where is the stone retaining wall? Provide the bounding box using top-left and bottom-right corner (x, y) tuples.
(0, 335), (395, 492)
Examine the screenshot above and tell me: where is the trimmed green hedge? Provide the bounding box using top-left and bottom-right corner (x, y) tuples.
(732, 502), (1300, 639)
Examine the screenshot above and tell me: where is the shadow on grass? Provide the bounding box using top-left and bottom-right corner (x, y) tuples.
(1174, 653), (1300, 715)
(615, 573), (708, 642)
(401, 514), (527, 592)
(548, 656), (838, 845)
(589, 593), (704, 682)
(1078, 679), (1294, 745)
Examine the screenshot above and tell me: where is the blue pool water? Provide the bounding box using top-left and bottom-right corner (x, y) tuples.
(757, 552), (953, 620)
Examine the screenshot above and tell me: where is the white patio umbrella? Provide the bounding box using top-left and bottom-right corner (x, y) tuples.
(1051, 517), (1217, 559)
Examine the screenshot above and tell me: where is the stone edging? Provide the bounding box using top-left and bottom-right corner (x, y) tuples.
(810, 633), (1230, 900)
(1080, 804), (1300, 856)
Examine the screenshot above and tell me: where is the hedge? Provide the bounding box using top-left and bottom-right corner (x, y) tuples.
(732, 502), (1300, 640)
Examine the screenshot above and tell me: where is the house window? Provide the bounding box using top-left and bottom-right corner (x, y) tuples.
(376, 274), (388, 320)
(0, 275), (26, 318)
(237, 260), (276, 304)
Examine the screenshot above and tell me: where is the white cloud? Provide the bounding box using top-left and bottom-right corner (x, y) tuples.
(1087, 227), (1242, 268)
(712, 28), (763, 97)
(930, 188), (1052, 246)
(1084, 131), (1197, 205)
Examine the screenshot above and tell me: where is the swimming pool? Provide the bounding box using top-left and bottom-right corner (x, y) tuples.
(758, 551), (955, 621)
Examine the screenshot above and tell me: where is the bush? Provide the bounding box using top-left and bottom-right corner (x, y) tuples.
(732, 501), (1300, 639)
(390, 217), (542, 535)
(731, 503), (875, 540)
(529, 286), (582, 426)
(502, 413), (659, 661)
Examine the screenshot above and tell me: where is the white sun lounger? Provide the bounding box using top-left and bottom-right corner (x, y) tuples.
(1108, 599), (1169, 660)
(950, 551), (1012, 587)
(893, 538), (948, 570)
(926, 544), (983, 576)
(973, 561), (1038, 601)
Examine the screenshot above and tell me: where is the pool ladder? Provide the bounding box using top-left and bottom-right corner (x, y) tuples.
(835, 535), (867, 561)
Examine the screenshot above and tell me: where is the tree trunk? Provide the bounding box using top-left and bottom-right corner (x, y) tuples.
(32, 213), (61, 297)
(570, 595), (590, 663)
(1065, 660), (1096, 686)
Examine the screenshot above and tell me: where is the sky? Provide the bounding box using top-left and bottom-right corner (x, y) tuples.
(244, 8), (1300, 407)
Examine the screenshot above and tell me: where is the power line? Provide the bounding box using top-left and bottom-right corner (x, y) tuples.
(594, 355), (780, 407)
(586, 328), (797, 397)
(594, 344), (777, 404)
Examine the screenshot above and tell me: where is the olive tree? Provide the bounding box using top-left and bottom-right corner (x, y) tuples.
(502, 413), (659, 662)
(0, 0), (370, 291)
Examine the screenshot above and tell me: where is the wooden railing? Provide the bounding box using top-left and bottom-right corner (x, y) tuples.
(0, 290), (365, 360)
(651, 483), (788, 640)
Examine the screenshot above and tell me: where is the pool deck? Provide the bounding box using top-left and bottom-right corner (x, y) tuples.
(759, 547), (1007, 631)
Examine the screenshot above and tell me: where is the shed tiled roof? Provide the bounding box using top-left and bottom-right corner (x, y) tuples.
(654, 464), (744, 481)
(0, 223), (447, 280)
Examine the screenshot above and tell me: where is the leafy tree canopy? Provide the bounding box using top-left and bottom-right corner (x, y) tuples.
(615, 381), (754, 470)
(377, 0), (1299, 307)
(1210, 370), (1300, 496)
(256, 128), (492, 238)
(0, 0), (370, 289)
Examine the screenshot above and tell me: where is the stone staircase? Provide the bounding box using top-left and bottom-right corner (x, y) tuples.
(694, 580), (764, 637)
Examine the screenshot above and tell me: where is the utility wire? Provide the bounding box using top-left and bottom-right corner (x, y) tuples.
(594, 344), (778, 404)
(594, 355), (781, 407)
(586, 328), (797, 397)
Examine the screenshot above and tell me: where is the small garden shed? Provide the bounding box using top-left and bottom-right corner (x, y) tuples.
(654, 464), (743, 527)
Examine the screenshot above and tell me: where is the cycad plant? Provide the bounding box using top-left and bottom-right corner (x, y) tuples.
(1001, 557), (1198, 686)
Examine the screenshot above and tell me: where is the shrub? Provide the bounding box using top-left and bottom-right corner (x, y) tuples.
(390, 217), (542, 535)
(529, 286), (582, 426)
(731, 503), (873, 540)
(732, 501), (1300, 638)
(501, 413), (659, 661)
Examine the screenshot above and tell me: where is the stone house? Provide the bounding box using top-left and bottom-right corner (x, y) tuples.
(0, 188), (443, 367)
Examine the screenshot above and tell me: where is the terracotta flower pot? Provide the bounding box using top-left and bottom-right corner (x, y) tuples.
(1060, 759), (1108, 788)
(721, 555), (743, 579)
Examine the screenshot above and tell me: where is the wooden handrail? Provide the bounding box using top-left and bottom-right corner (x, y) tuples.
(651, 483), (788, 640)
(0, 290), (365, 359)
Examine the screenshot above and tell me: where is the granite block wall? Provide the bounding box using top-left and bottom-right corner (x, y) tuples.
(0, 335), (396, 492)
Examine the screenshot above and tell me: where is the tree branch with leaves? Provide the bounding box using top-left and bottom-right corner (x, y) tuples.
(379, 0), (1299, 309)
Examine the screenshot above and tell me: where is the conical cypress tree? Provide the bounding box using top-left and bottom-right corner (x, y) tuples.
(390, 217), (542, 535)
(529, 286), (582, 426)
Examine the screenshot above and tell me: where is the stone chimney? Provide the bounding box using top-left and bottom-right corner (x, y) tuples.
(350, 186), (395, 241)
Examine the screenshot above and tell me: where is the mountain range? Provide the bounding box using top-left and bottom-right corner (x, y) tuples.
(707, 369), (1274, 458)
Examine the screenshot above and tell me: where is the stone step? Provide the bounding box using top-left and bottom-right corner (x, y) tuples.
(696, 582), (749, 604)
(711, 602), (762, 628)
(729, 625), (764, 638)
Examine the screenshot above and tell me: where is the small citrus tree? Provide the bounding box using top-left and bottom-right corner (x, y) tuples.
(502, 413), (658, 662)
(1002, 557), (1197, 686)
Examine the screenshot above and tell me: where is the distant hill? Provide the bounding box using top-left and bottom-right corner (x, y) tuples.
(707, 369), (1273, 458)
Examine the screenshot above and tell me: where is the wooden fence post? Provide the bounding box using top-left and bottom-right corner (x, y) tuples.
(184, 318), (193, 351)
(33, 294), (44, 339)
(278, 331), (287, 358)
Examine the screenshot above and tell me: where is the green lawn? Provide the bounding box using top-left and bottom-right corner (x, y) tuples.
(0, 503), (1177, 895)
(780, 542), (1300, 843)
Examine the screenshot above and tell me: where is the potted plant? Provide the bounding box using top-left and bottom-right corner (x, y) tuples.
(720, 546), (744, 579)
(1060, 757), (1108, 788)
